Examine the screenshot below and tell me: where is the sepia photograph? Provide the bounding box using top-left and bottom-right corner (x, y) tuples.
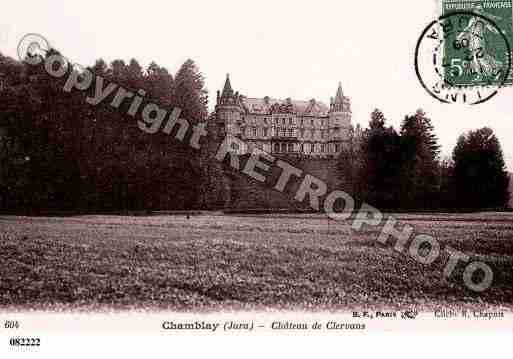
(1, 0), (513, 355)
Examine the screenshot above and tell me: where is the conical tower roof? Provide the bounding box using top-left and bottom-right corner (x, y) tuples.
(221, 73), (234, 98)
(334, 82), (344, 104)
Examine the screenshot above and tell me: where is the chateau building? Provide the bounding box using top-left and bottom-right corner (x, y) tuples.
(213, 74), (360, 157)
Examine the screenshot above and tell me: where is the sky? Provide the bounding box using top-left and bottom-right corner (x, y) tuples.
(2, 0), (512, 170)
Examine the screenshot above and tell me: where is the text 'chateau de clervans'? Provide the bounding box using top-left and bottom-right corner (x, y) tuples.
(212, 74), (363, 158)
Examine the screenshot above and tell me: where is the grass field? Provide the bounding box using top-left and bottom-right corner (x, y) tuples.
(0, 213), (512, 311)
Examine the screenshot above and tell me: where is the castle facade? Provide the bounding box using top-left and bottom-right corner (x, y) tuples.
(213, 75), (359, 157)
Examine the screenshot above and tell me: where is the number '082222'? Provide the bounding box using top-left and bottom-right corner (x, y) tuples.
(9, 337), (41, 347)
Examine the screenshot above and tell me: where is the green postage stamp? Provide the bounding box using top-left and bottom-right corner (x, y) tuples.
(440, 0), (513, 86)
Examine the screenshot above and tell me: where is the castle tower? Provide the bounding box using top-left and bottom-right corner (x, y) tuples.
(328, 82), (352, 150)
(215, 74), (245, 153)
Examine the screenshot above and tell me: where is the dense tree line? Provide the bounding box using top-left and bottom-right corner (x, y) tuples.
(0, 50), (226, 212)
(0, 48), (509, 213)
(339, 109), (510, 211)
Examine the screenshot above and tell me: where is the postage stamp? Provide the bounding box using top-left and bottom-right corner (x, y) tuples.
(415, 7), (512, 104)
(440, 0), (513, 86)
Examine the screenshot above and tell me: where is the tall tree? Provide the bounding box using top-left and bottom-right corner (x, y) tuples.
(171, 59), (208, 124)
(17, 48), (83, 211)
(167, 59), (211, 209)
(399, 109), (441, 209)
(337, 129), (366, 206)
(360, 109), (402, 209)
(369, 108), (386, 130)
(0, 53), (40, 210)
(438, 156), (455, 209)
(452, 127), (510, 209)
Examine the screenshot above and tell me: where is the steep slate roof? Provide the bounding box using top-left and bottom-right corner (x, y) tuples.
(221, 74), (234, 98)
(240, 97), (330, 116)
(334, 82), (344, 104)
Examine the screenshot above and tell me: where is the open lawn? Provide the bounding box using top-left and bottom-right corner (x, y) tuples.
(0, 213), (512, 311)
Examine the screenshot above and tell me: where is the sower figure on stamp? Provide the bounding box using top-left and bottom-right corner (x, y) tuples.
(457, 5), (503, 81)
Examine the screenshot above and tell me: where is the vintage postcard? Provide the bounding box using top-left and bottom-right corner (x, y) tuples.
(1, 0), (513, 356)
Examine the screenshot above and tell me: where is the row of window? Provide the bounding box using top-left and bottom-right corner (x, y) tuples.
(243, 127), (339, 139)
(271, 142), (342, 154)
(242, 116), (328, 127)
